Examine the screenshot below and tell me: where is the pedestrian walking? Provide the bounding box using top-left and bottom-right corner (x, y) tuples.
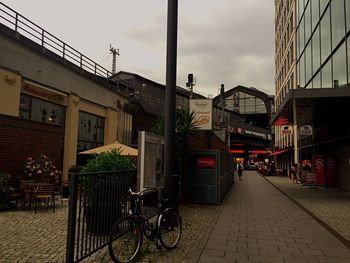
(238, 163), (243, 181)
(290, 163), (298, 183)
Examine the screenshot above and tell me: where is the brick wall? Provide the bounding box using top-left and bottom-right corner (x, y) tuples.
(0, 114), (63, 179)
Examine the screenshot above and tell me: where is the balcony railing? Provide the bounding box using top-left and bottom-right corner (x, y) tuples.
(0, 3), (112, 79)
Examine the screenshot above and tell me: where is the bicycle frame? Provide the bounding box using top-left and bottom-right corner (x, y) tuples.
(127, 189), (162, 242)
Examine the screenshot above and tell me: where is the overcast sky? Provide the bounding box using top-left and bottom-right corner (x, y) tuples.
(2, 0), (275, 97)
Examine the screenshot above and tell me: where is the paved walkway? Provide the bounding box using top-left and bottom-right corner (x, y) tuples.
(264, 175), (350, 243)
(1, 171), (350, 262)
(195, 171), (350, 263)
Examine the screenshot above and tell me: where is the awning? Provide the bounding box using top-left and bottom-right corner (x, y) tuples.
(269, 148), (289, 156)
(79, 141), (138, 156)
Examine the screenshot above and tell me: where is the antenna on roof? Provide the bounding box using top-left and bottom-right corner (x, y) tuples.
(109, 44), (120, 74)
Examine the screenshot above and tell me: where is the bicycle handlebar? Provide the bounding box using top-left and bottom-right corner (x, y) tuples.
(128, 187), (157, 197)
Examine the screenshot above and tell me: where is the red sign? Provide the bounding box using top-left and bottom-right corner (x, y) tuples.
(273, 117), (289, 126)
(196, 157), (216, 169)
(230, 150), (244, 154)
(314, 155), (325, 186)
(325, 157), (336, 187)
(251, 150), (269, 154)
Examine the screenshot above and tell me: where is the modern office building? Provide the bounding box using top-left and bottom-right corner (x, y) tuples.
(273, 0), (350, 190)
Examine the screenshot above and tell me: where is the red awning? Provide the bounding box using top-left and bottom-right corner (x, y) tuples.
(269, 149), (289, 156)
(272, 117), (289, 126)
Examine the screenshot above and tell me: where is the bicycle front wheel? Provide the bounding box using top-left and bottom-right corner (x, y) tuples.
(109, 216), (143, 263)
(158, 209), (182, 249)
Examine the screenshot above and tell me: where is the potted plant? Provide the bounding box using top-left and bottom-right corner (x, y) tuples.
(0, 172), (11, 211)
(80, 149), (136, 235)
(25, 154), (62, 184)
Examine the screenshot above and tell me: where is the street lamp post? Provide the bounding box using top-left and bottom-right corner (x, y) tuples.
(164, 0), (179, 207)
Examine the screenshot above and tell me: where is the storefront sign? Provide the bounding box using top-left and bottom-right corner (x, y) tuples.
(244, 130), (267, 139)
(299, 125), (313, 136)
(313, 155), (325, 186)
(196, 157), (216, 169)
(190, 99), (213, 130)
(22, 82), (66, 105)
(282, 125), (293, 135)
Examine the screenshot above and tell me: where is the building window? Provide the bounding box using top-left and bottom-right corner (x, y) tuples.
(305, 42), (312, 85)
(348, 36), (350, 84)
(320, 6), (331, 63)
(332, 43), (347, 87)
(321, 58), (332, 88)
(346, 0), (350, 33)
(319, 0), (329, 17)
(312, 27), (321, 75)
(331, 0), (345, 49)
(313, 71), (322, 89)
(19, 94), (66, 126)
(77, 111), (105, 152)
(311, 0), (319, 32)
(305, 2), (311, 43)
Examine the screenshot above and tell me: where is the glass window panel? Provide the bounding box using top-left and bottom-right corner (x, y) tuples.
(305, 2), (312, 43)
(298, 0), (304, 23)
(19, 110), (30, 119)
(297, 28), (301, 58)
(346, 0), (350, 33)
(320, 7), (331, 63)
(300, 16), (305, 53)
(305, 42), (312, 83)
(312, 71), (322, 88)
(311, 0), (319, 31)
(348, 38), (350, 84)
(320, 0), (329, 16)
(19, 95), (30, 111)
(331, 0), (345, 49)
(299, 53), (306, 87)
(312, 27), (321, 74)
(97, 128), (104, 143)
(30, 97), (65, 126)
(321, 58), (332, 88)
(332, 43), (347, 87)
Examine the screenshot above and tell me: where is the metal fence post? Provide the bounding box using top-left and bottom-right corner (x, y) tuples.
(66, 172), (78, 263)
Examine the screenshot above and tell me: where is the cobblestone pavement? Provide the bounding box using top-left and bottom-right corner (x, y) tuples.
(0, 200), (219, 262)
(264, 175), (350, 244)
(196, 171), (350, 263)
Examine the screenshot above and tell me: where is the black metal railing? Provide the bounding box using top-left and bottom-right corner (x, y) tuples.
(0, 2), (112, 79)
(66, 170), (136, 263)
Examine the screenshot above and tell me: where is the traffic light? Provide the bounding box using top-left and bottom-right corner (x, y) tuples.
(188, 73), (193, 84)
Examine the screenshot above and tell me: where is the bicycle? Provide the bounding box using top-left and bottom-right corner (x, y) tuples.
(108, 187), (182, 263)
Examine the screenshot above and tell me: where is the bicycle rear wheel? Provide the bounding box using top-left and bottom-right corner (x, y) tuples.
(109, 216), (143, 263)
(158, 209), (182, 249)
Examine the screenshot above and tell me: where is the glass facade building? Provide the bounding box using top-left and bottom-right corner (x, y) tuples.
(297, 0), (350, 89)
(274, 0), (350, 191)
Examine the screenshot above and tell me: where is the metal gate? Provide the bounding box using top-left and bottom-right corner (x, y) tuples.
(66, 170), (136, 263)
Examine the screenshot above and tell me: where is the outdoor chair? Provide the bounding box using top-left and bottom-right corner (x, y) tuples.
(32, 183), (55, 214)
(53, 184), (64, 206)
(7, 176), (24, 209)
(20, 179), (36, 210)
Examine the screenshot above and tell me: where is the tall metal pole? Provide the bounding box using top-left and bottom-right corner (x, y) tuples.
(164, 0), (178, 205)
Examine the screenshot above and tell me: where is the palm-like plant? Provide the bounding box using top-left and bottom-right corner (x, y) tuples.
(151, 108), (198, 159)
(151, 108), (198, 202)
